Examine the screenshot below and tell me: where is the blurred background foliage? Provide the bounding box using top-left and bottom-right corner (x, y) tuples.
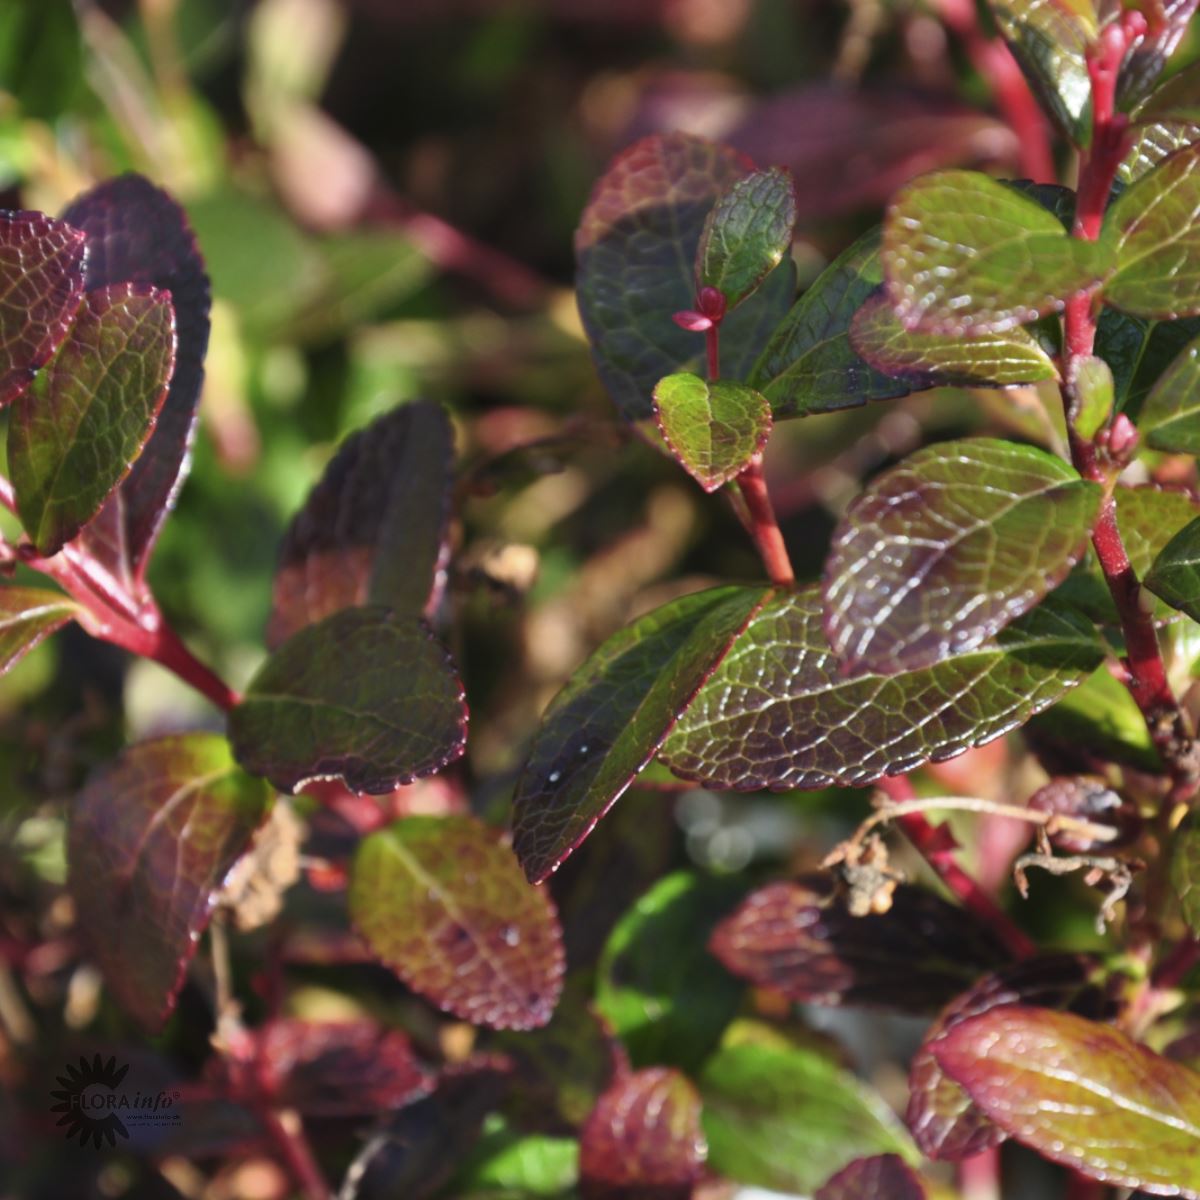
(2, 1), (1198, 1198)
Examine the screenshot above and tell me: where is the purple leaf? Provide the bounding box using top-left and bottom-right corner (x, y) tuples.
(0, 586), (81, 675)
(579, 1068), (706, 1200)
(934, 1007), (1200, 1194)
(10, 283), (176, 556)
(0, 210), (85, 405)
(349, 815), (565, 1030)
(61, 175), (211, 585)
(814, 1155), (927, 1200)
(268, 401), (454, 647)
(68, 733), (273, 1031)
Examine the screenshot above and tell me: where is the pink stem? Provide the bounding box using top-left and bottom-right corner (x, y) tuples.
(735, 458), (795, 587)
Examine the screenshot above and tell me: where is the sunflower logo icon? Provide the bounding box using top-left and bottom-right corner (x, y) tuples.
(49, 1054), (132, 1149)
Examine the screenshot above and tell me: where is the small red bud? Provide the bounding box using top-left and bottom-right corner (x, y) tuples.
(1121, 8), (1148, 43)
(1108, 412), (1139, 458)
(672, 309), (713, 332)
(696, 286), (727, 321)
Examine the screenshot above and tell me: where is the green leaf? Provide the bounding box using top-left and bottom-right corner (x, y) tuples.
(1102, 144), (1200, 319)
(1138, 333), (1200, 452)
(453, 1121), (579, 1197)
(1146, 516), (1200, 620)
(823, 438), (1099, 675)
(659, 588), (1102, 790)
(697, 166), (796, 310)
(1116, 484), (1200, 577)
(751, 229), (912, 417)
(596, 870), (744, 1070)
(228, 606), (467, 795)
(10, 283), (176, 556)
(68, 733), (272, 1030)
(1119, 119), (1200, 184)
(574, 132), (790, 423)
(0, 586), (80, 675)
(1117, 0), (1200, 111)
(349, 815), (564, 1030)
(849, 292), (1059, 387)
(934, 1007), (1200, 1196)
(989, 0), (1092, 144)
(883, 171), (1107, 334)
(700, 1040), (916, 1193)
(1134, 60), (1200, 123)
(652, 373), (772, 492)
(511, 585), (768, 883)
(1171, 815), (1200, 936)
(1070, 356), (1112, 440)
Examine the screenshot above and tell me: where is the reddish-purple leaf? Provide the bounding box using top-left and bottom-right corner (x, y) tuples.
(709, 875), (1010, 1015)
(512, 585), (768, 884)
(268, 401), (454, 647)
(0, 586), (82, 675)
(228, 606), (467, 795)
(10, 283), (176, 556)
(579, 1068), (706, 1200)
(252, 1018), (431, 1116)
(908, 957), (1115, 1160)
(0, 211), (85, 405)
(349, 815), (565, 1030)
(61, 175), (211, 585)
(814, 1154), (927, 1200)
(1119, 0), (1200, 109)
(1026, 775), (1140, 853)
(934, 1007), (1200, 1194)
(68, 733), (273, 1031)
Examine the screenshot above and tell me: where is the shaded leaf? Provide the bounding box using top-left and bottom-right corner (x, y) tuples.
(934, 1007), (1200, 1194)
(0, 586), (81, 675)
(349, 815), (564, 1030)
(229, 606), (466, 795)
(697, 166), (796, 310)
(575, 132), (789, 423)
(1103, 143), (1200, 319)
(1118, 0), (1200, 110)
(907, 955), (1112, 1159)
(580, 1068), (705, 1200)
(700, 1040), (916, 1192)
(823, 438), (1098, 676)
(62, 175), (212, 584)
(597, 870), (744, 1070)
(883, 171), (1106, 334)
(511, 585), (768, 884)
(1096, 310), (1200, 418)
(709, 874), (1010, 1015)
(268, 401), (454, 647)
(68, 733), (273, 1031)
(849, 292), (1058, 387)
(1146, 516), (1200, 621)
(659, 588), (1102, 790)
(1026, 775), (1139, 852)
(814, 1155), (927, 1200)
(0, 210), (85, 405)
(751, 229), (912, 417)
(1171, 815), (1200, 935)
(652, 373), (771, 492)
(10, 283), (176, 556)
(1139, 332), (1200, 452)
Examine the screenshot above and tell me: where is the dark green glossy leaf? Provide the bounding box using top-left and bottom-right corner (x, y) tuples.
(814, 1155), (927, 1200)
(1172, 815), (1200, 935)
(1095, 310), (1200, 418)
(0, 210), (85, 405)
(700, 1040), (916, 1192)
(574, 133), (789, 423)
(1103, 143), (1200, 319)
(652, 373), (771, 492)
(10, 283), (176, 556)
(823, 438), (1099, 675)
(883, 171), (1106, 334)
(1139, 333), (1200, 452)
(68, 733), (272, 1030)
(660, 588), (1102, 790)
(596, 870), (744, 1070)
(934, 1007), (1200, 1195)
(1116, 485), (1200, 578)
(989, 0), (1092, 143)
(849, 292), (1059, 387)
(697, 166), (796, 310)
(1134, 60), (1200, 123)
(0, 586), (80, 675)
(350, 815), (564, 1030)
(1146, 516), (1200, 620)
(709, 874), (1010, 1015)
(268, 401), (454, 647)
(229, 606), (467, 795)
(512, 585), (768, 883)
(750, 229), (912, 417)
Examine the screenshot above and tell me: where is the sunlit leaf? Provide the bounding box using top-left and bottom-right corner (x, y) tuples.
(453, 1120), (580, 1197)
(1120, 118), (1200, 183)
(68, 733), (272, 1031)
(0, 586), (81, 675)
(1070, 355), (1112, 440)
(350, 815), (564, 1030)
(814, 1155), (927, 1200)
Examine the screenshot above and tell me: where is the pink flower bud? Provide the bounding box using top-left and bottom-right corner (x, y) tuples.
(696, 286), (727, 321)
(1108, 413), (1139, 459)
(672, 309), (712, 332)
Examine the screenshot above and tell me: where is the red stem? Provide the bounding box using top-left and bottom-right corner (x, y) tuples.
(736, 459), (795, 587)
(1152, 935), (1200, 990)
(705, 323), (720, 381)
(958, 1145), (1001, 1200)
(258, 1107), (332, 1200)
(879, 775), (1037, 959)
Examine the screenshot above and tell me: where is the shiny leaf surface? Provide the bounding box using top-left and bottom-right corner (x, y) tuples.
(814, 1155), (927, 1200)
(1138, 332), (1200, 453)
(0, 586), (81, 675)
(1146, 516), (1200, 622)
